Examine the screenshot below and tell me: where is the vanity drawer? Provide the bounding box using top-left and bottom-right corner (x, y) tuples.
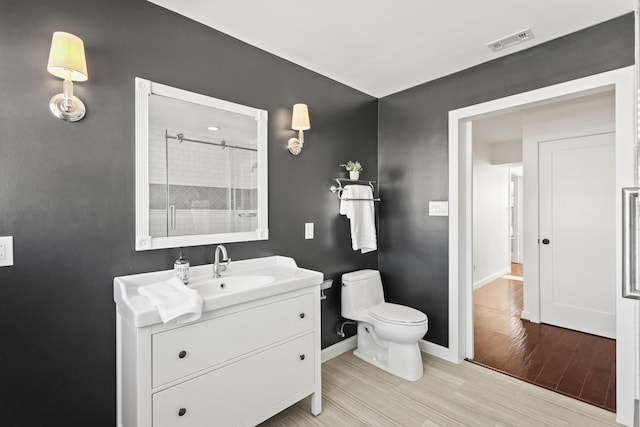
(152, 293), (314, 387)
(152, 333), (315, 427)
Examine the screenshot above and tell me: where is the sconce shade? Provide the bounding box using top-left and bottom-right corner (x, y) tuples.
(291, 103), (310, 131)
(47, 32), (88, 81)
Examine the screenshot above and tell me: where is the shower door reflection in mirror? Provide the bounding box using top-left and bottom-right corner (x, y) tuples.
(135, 78), (268, 250)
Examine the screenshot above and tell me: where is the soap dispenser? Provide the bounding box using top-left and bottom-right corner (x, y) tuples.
(174, 248), (190, 284)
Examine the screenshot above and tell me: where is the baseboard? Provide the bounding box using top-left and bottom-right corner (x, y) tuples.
(321, 335), (451, 364)
(520, 309), (541, 323)
(473, 267), (511, 290)
(418, 340), (451, 361)
(321, 336), (357, 363)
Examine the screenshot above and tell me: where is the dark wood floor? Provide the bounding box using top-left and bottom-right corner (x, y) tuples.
(473, 264), (616, 412)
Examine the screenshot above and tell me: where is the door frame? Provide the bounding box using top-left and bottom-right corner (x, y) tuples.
(447, 66), (637, 425)
(510, 171), (523, 265)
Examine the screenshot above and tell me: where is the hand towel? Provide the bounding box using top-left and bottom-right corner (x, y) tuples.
(138, 277), (203, 324)
(339, 185), (377, 253)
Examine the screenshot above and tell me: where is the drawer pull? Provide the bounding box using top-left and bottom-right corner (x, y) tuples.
(178, 350), (187, 359)
(178, 408), (187, 416)
(299, 354), (306, 361)
(299, 313), (305, 319)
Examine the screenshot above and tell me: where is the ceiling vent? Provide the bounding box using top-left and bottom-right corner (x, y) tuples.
(487, 29), (534, 52)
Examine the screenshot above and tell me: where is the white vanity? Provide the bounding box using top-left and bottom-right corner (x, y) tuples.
(114, 256), (323, 427)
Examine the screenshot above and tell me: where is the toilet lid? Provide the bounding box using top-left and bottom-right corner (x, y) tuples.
(369, 303), (427, 325)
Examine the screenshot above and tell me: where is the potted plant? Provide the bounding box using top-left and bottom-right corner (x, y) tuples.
(340, 161), (363, 180)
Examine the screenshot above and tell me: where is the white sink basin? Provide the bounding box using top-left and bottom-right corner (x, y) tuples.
(114, 255), (323, 327)
(190, 275), (275, 295)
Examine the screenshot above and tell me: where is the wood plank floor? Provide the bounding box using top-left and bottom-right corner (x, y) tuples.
(473, 268), (616, 412)
(259, 351), (619, 426)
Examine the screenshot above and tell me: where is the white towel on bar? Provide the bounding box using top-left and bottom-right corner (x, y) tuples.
(340, 185), (377, 254)
(138, 277), (203, 324)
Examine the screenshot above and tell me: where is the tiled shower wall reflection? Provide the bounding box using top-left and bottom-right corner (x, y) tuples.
(149, 127), (258, 236)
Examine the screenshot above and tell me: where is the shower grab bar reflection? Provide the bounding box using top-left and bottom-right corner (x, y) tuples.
(169, 205), (176, 230)
(329, 178), (381, 202)
(166, 132), (258, 152)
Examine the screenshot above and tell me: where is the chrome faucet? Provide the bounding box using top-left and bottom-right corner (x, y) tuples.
(213, 245), (231, 278)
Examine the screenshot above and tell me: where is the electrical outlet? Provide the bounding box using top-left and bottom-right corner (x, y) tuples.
(0, 236), (14, 267)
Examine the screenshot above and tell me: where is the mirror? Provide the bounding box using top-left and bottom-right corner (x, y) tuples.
(135, 78), (268, 251)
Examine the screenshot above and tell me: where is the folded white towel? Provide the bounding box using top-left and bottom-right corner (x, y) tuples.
(138, 277), (203, 324)
(339, 185), (377, 254)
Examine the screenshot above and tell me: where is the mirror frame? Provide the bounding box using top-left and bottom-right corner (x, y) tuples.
(134, 77), (269, 251)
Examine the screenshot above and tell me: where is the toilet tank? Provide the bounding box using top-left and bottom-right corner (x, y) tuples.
(341, 270), (385, 319)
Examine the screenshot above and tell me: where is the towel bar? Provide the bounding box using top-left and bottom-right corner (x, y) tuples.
(329, 178), (381, 202)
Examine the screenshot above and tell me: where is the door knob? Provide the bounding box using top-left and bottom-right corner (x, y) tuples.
(542, 238), (550, 245)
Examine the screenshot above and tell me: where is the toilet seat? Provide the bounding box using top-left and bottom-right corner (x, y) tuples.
(369, 303), (427, 326)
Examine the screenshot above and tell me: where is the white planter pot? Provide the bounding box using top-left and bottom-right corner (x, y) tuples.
(349, 171), (360, 180)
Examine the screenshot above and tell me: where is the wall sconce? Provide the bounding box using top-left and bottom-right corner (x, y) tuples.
(287, 103), (310, 155)
(47, 31), (88, 122)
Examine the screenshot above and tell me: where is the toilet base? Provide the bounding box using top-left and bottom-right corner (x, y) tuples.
(353, 323), (424, 381)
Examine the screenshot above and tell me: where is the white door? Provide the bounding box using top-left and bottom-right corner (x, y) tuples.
(538, 132), (615, 338)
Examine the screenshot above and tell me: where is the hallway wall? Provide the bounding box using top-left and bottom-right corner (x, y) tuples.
(472, 139), (510, 288)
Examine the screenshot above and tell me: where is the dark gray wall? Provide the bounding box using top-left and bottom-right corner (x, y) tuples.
(378, 14), (635, 347)
(1, 1), (634, 424)
(0, 1), (377, 425)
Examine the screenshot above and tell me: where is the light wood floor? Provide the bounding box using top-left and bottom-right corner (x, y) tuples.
(260, 351), (620, 426)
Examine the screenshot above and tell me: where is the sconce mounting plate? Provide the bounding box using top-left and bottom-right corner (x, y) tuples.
(49, 94), (86, 122)
(288, 138), (303, 155)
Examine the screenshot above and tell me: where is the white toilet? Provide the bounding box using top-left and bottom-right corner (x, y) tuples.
(341, 269), (428, 381)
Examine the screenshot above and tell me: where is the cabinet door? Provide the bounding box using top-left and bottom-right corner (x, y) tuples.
(152, 293), (314, 387)
(152, 333), (315, 427)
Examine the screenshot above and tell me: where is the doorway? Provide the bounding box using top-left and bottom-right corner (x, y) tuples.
(447, 67), (637, 425)
(470, 92), (617, 410)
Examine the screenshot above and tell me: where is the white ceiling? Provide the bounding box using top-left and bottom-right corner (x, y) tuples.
(147, 0), (635, 97)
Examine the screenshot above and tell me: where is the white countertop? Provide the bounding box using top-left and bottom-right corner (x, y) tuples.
(114, 255), (323, 327)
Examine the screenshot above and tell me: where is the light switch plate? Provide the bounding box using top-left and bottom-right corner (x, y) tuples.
(0, 236), (14, 267)
(305, 223), (314, 239)
(429, 201), (449, 216)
